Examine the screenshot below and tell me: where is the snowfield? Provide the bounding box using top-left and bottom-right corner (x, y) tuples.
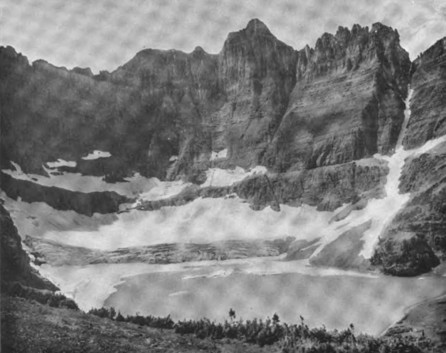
(82, 150), (112, 160)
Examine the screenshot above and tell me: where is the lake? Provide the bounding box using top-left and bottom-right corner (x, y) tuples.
(89, 258), (446, 335)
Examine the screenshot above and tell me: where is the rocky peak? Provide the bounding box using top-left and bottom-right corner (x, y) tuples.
(371, 22), (396, 36)
(72, 67), (94, 77)
(219, 19), (296, 89)
(413, 36), (446, 66)
(0, 46), (30, 78)
(1, 46), (21, 60)
(296, 22), (408, 84)
(191, 46), (207, 57)
(215, 19), (297, 167)
(244, 18), (272, 36)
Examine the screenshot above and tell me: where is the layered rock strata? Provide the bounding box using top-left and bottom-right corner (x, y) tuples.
(403, 37), (446, 148)
(0, 21), (410, 183)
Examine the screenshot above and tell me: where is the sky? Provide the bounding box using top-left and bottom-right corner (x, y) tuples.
(1, 0), (445, 73)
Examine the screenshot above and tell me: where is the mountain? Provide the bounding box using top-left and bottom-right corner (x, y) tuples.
(1, 20), (445, 277)
(2, 18), (446, 353)
(1, 20), (409, 179)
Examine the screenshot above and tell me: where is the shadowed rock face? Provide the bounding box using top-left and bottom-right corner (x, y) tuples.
(0, 204), (57, 291)
(0, 20), (410, 182)
(0, 172), (131, 216)
(404, 37), (446, 148)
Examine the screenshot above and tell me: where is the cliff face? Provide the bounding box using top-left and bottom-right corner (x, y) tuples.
(0, 20), (410, 183)
(0, 45), (220, 181)
(403, 37), (446, 148)
(214, 19), (297, 168)
(370, 37), (446, 276)
(0, 203), (57, 290)
(264, 23), (410, 172)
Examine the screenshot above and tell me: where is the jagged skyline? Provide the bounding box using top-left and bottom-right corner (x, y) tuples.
(1, 0), (445, 73)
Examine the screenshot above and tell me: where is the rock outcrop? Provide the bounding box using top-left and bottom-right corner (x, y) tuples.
(0, 203), (57, 291)
(135, 159), (388, 213)
(0, 172), (131, 216)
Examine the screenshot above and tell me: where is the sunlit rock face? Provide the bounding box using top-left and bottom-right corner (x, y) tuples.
(403, 37), (446, 149)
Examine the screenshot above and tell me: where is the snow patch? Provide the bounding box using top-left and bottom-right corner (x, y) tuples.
(210, 149), (228, 161)
(202, 166), (267, 187)
(138, 179), (191, 202)
(168, 291), (190, 297)
(46, 159), (77, 168)
(2, 163), (156, 197)
(39, 263), (156, 311)
(28, 197), (333, 251)
(82, 150), (112, 160)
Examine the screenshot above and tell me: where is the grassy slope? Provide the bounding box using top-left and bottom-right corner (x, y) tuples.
(1, 296), (274, 353)
(385, 294), (446, 351)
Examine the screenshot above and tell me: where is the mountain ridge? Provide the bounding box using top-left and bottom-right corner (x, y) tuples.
(0, 20), (412, 178)
(1, 19), (446, 275)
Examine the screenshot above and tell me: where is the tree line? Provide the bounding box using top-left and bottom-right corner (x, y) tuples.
(87, 306), (429, 352)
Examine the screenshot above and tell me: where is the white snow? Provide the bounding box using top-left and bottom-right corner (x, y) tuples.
(39, 263), (156, 311)
(4, 87), (446, 268)
(202, 166), (267, 187)
(82, 150), (112, 160)
(138, 179), (192, 202)
(1, 193), (117, 238)
(2, 163), (157, 197)
(46, 159), (77, 168)
(8, 194), (333, 251)
(210, 149), (228, 161)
